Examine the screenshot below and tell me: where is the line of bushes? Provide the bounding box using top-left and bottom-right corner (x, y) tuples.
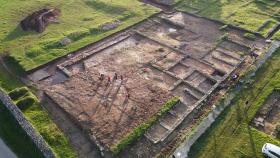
(111, 97), (180, 155)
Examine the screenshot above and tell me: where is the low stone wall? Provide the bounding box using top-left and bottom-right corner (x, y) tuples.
(172, 40), (280, 158)
(0, 89), (55, 158)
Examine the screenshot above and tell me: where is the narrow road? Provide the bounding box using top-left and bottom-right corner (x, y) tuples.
(0, 138), (17, 158)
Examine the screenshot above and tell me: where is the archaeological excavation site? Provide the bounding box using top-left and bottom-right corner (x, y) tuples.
(3, 0), (280, 158)
(25, 11), (270, 157)
(252, 88), (280, 139)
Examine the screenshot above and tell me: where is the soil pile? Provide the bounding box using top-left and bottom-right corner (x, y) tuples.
(20, 8), (61, 33)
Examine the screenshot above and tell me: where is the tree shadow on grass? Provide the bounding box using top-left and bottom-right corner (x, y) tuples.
(3, 25), (38, 42)
(2, 55), (26, 77)
(85, 0), (129, 15)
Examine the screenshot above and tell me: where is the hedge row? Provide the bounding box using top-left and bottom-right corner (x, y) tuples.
(111, 97), (180, 155)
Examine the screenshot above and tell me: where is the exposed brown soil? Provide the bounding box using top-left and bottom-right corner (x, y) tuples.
(43, 35), (174, 149)
(46, 68), (172, 148)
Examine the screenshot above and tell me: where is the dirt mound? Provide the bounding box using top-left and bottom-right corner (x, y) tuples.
(20, 8), (61, 33)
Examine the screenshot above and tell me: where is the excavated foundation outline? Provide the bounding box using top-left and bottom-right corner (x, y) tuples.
(27, 11), (269, 157)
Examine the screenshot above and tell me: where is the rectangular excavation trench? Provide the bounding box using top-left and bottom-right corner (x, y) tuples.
(27, 11), (269, 156)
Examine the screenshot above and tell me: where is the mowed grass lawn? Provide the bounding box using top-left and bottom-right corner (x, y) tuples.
(0, 0), (159, 71)
(175, 0), (280, 38)
(189, 49), (280, 158)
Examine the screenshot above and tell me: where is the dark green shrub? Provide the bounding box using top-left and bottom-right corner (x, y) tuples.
(89, 27), (106, 34)
(8, 87), (29, 101)
(44, 41), (62, 49)
(16, 96), (37, 111)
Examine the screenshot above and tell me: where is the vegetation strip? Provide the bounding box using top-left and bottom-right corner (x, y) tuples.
(111, 97), (179, 155)
(0, 88), (55, 158)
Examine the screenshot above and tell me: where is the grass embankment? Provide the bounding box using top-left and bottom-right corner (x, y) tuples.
(111, 97), (180, 155)
(189, 48), (280, 158)
(0, 63), (22, 91)
(175, 0), (280, 39)
(0, 101), (44, 158)
(0, 59), (77, 158)
(0, 0), (159, 71)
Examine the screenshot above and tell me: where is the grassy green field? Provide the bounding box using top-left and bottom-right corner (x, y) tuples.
(175, 0), (280, 38)
(0, 0), (158, 71)
(0, 59), (77, 158)
(189, 48), (280, 158)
